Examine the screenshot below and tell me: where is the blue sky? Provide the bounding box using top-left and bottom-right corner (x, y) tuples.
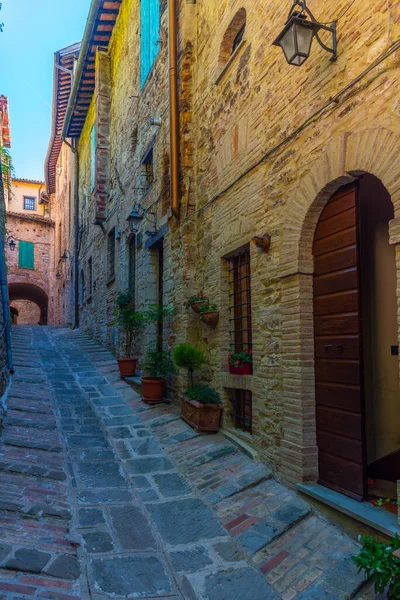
(1, 0), (90, 181)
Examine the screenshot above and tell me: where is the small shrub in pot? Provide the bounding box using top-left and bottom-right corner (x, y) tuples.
(352, 535), (400, 599)
(141, 348), (175, 404)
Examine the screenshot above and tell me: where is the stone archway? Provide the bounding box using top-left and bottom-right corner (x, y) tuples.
(278, 127), (400, 489)
(9, 283), (49, 325)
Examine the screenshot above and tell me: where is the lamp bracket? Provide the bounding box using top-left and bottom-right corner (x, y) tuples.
(289, 0), (337, 61)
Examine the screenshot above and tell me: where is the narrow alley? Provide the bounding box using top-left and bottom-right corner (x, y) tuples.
(0, 326), (373, 600)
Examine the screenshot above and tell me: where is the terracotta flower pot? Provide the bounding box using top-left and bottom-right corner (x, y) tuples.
(191, 301), (207, 314)
(229, 363), (252, 375)
(199, 311), (219, 328)
(141, 377), (166, 404)
(180, 395), (223, 432)
(117, 358), (138, 377)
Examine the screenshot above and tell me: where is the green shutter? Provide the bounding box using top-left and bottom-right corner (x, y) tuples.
(149, 0), (160, 68)
(140, 0), (150, 88)
(140, 0), (159, 88)
(90, 124), (96, 191)
(18, 241), (34, 270)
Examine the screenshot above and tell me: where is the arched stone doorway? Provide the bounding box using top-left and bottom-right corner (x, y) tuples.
(278, 128), (400, 497)
(9, 283), (49, 325)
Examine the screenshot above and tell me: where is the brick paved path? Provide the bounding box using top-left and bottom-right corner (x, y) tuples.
(0, 326), (377, 599)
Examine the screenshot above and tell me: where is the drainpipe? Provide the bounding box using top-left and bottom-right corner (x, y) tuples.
(168, 0), (180, 219)
(0, 164), (13, 374)
(61, 137), (80, 329)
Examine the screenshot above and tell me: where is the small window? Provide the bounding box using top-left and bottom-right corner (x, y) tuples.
(141, 142), (154, 190)
(107, 228), (116, 281)
(231, 389), (253, 434)
(228, 246), (252, 354)
(88, 257), (93, 297)
(232, 23), (245, 54)
(23, 197), (35, 211)
(18, 241), (34, 270)
(90, 124), (96, 192)
(219, 8), (246, 70)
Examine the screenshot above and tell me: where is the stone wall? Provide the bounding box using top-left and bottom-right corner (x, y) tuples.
(68, 0), (400, 484)
(11, 300), (41, 325)
(51, 142), (76, 326)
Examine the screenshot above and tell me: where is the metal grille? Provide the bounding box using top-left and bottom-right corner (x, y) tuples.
(232, 389), (252, 434)
(229, 247), (252, 352)
(107, 228), (115, 280)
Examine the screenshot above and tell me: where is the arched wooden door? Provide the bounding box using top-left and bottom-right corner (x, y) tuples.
(313, 183), (367, 501)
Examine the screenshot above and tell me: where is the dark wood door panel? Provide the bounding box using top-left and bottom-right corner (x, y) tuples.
(314, 313), (359, 336)
(317, 430), (363, 463)
(319, 452), (365, 500)
(315, 335), (359, 359)
(315, 382), (361, 412)
(314, 245), (357, 276)
(314, 290), (358, 316)
(319, 192), (356, 221)
(315, 359), (361, 385)
(313, 226), (356, 256)
(313, 183), (366, 500)
(314, 267), (358, 296)
(316, 406), (363, 439)
(313, 208), (356, 241)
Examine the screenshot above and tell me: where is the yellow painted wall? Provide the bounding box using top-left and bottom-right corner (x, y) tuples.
(10, 180), (46, 216)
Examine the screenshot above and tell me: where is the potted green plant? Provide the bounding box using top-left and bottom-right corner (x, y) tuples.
(113, 292), (145, 377)
(184, 292), (209, 314)
(228, 350), (253, 375)
(141, 348), (175, 405)
(173, 343), (223, 432)
(199, 302), (219, 329)
(352, 535), (400, 599)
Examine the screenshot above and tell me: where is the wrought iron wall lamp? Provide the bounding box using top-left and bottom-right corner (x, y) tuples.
(127, 202), (157, 237)
(273, 0), (337, 66)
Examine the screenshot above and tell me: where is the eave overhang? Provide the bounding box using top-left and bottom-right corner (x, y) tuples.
(45, 43), (81, 195)
(62, 0), (122, 141)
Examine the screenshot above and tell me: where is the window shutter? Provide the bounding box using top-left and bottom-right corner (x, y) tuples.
(149, 0), (160, 68)
(90, 124), (96, 192)
(140, 0), (150, 88)
(18, 241), (34, 270)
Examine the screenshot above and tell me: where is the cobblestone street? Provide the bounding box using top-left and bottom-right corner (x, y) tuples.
(0, 326), (376, 599)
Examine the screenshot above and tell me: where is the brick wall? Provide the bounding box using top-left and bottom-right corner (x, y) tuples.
(0, 165), (9, 397)
(63, 0), (400, 485)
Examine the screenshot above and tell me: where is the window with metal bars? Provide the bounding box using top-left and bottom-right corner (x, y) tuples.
(228, 246), (252, 354)
(231, 389), (252, 434)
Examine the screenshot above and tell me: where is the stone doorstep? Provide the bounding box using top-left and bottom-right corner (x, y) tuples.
(297, 482), (398, 538)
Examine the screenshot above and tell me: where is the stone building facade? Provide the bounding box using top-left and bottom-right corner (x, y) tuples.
(6, 179), (56, 325)
(54, 0), (400, 525)
(0, 95), (11, 396)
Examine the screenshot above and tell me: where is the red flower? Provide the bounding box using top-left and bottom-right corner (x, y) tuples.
(249, 349), (253, 354)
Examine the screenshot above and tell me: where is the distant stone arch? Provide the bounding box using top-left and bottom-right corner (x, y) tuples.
(9, 283), (49, 325)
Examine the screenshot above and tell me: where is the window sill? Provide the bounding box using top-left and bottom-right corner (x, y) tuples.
(215, 39), (246, 85)
(222, 426), (258, 460)
(106, 277), (115, 287)
(221, 371), (255, 391)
